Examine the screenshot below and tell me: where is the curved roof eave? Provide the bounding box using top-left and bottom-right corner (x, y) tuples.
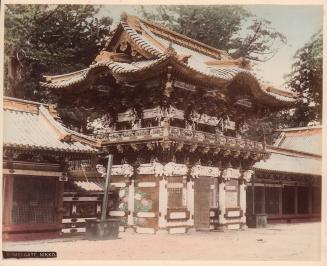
(41, 54), (295, 107)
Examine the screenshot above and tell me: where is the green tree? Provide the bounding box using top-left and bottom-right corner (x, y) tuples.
(286, 29), (322, 127)
(139, 5), (286, 62)
(4, 4), (112, 100)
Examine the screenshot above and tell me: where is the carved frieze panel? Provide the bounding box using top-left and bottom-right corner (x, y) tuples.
(111, 164), (134, 177)
(222, 168), (241, 181)
(242, 170), (254, 182)
(164, 162), (188, 176)
(190, 165), (220, 178)
(137, 162), (188, 177)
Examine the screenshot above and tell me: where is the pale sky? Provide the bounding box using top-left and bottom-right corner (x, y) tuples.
(98, 5), (323, 89)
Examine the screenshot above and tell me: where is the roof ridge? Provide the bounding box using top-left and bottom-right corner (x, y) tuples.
(275, 125), (322, 132)
(38, 105), (71, 141)
(267, 145), (321, 159)
(137, 16), (229, 60)
(3, 96), (49, 108)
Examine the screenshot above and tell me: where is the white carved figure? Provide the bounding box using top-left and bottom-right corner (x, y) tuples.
(138, 163), (155, 175)
(96, 164), (107, 177)
(222, 167), (241, 181)
(152, 162), (164, 176)
(243, 170), (254, 182)
(132, 119), (141, 129)
(111, 164), (133, 177)
(191, 165), (220, 178)
(163, 162), (188, 176)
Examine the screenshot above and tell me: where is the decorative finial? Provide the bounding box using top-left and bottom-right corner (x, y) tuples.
(165, 41), (176, 56)
(120, 12), (128, 22)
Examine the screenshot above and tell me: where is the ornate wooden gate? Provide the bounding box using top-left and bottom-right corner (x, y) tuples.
(194, 177), (212, 230)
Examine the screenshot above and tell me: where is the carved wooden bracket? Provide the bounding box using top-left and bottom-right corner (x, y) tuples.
(116, 144), (124, 153)
(175, 142), (184, 152)
(202, 146), (211, 154)
(189, 144), (198, 152)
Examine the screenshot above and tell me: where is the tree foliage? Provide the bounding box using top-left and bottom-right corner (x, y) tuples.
(286, 29), (323, 127)
(4, 5), (112, 100)
(139, 5), (286, 62)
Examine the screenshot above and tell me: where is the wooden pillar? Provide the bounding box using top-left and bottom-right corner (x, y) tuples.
(294, 185), (298, 215)
(56, 179), (64, 220)
(252, 180), (255, 215)
(261, 183), (266, 214)
(3, 175), (14, 226)
(240, 181), (246, 224)
(187, 178), (194, 227)
(158, 176), (168, 228)
(218, 179), (226, 228)
(278, 185), (283, 216)
(127, 179), (135, 226)
(308, 184), (313, 215)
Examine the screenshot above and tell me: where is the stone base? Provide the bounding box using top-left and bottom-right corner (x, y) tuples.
(156, 229), (168, 235)
(168, 227), (187, 234)
(215, 224), (227, 232)
(124, 227), (136, 234)
(247, 214), (267, 228)
(240, 223), (248, 230)
(187, 227), (196, 234)
(85, 218), (120, 240)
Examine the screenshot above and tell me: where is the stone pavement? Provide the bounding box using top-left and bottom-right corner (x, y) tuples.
(2, 222), (322, 261)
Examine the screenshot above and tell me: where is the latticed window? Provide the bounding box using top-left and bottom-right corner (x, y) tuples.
(167, 176), (187, 208)
(11, 176), (57, 225)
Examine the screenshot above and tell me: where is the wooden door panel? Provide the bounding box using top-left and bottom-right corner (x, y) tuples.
(194, 177), (212, 229)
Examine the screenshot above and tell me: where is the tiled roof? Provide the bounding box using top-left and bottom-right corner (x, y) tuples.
(3, 97), (98, 153)
(275, 127), (322, 155)
(42, 13), (296, 107)
(279, 134), (322, 155)
(121, 21), (164, 58)
(253, 152), (321, 176)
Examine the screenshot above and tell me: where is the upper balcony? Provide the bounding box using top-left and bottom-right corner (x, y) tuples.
(95, 126), (265, 154)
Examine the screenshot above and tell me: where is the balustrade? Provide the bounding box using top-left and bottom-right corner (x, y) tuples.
(96, 125), (265, 153)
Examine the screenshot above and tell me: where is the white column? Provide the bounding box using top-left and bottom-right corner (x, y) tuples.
(240, 182), (247, 224)
(187, 178), (194, 227)
(158, 177), (168, 228)
(127, 179), (135, 226)
(218, 181), (226, 226)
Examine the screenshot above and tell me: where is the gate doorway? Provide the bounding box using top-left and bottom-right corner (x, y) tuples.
(194, 177), (213, 230)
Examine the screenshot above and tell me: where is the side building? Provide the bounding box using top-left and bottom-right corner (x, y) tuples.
(2, 97), (104, 241)
(248, 126), (322, 226)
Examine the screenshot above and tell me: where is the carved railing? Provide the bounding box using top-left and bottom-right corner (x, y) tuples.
(168, 127), (264, 151)
(97, 126), (264, 152)
(98, 127), (165, 142)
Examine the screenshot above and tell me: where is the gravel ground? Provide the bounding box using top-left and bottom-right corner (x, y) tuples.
(2, 222), (322, 261)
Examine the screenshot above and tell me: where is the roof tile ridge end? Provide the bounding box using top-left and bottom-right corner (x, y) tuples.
(39, 105), (71, 141)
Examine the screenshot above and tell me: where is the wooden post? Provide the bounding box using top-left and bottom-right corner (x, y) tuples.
(240, 181), (247, 225)
(158, 176), (168, 228)
(261, 183), (266, 214)
(278, 185), (283, 216)
(308, 184), (313, 215)
(294, 185), (298, 215)
(101, 155), (113, 221)
(3, 175), (14, 226)
(127, 178), (135, 226)
(56, 180), (64, 225)
(252, 176), (255, 215)
(187, 177), (194, 227)
(218, 179), (226, 228)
